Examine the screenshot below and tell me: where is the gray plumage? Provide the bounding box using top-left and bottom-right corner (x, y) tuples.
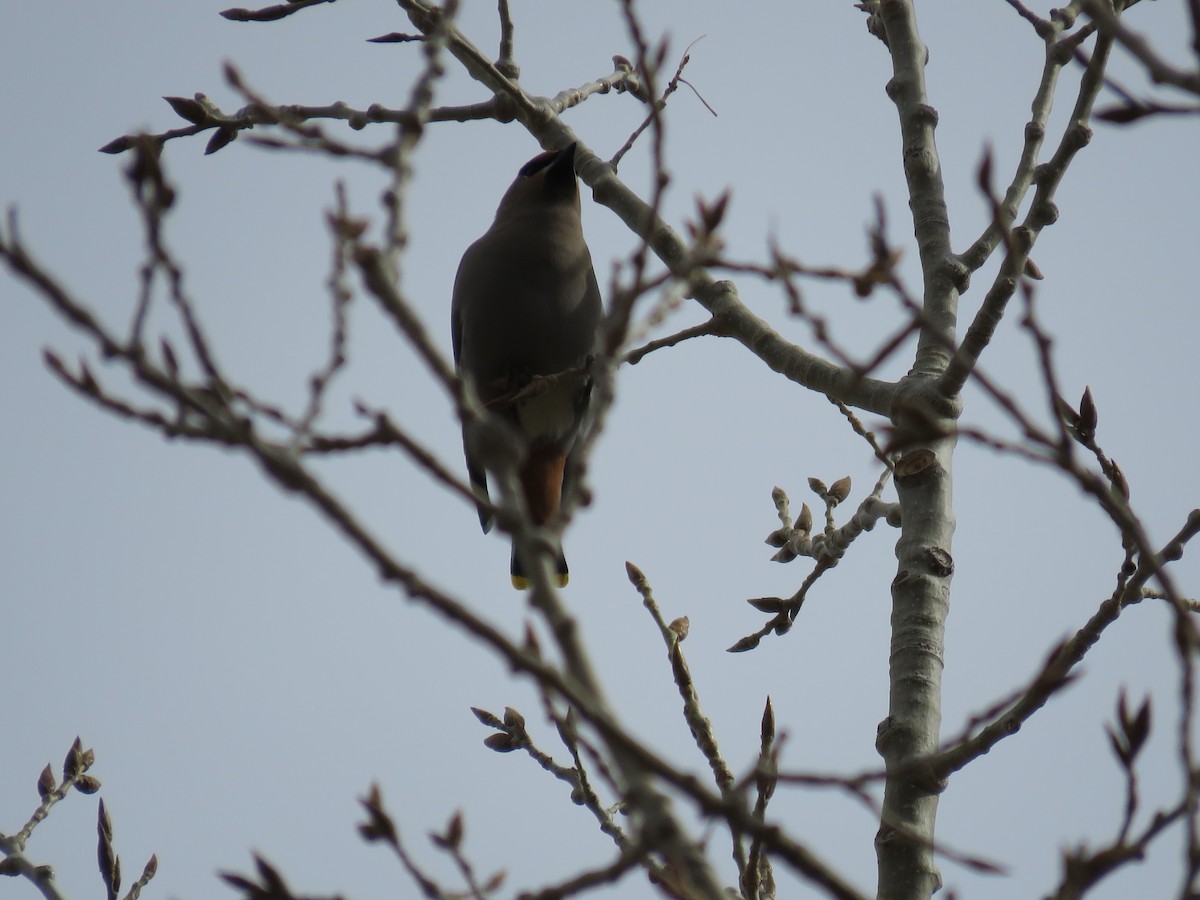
(451, 143), (602, 589)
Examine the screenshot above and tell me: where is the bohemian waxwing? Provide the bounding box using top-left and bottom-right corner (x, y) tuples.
(451, 143), (603, 589)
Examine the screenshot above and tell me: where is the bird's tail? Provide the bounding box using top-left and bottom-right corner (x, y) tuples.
(511, 540), (569, 590)
(510, 447), (570, 589)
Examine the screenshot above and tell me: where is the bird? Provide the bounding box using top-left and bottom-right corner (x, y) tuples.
(451, 143), (603, 589)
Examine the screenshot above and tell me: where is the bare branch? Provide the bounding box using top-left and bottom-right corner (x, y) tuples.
(1082, 0), (1200, 95)
(621, 318), (723, 365)
(625, 562), (749, 882)
(220, 0), (335, 23)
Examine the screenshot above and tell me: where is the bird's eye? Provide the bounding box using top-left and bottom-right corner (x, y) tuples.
(519, 151), (556, 178)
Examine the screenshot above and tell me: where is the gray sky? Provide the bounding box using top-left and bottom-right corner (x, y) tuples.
(3, 2), (1199, 898)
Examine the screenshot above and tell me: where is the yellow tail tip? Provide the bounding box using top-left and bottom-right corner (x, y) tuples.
(510, 573), (569, 590)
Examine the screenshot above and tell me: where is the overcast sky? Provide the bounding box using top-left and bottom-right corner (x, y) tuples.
(3, 2), (1199, 898)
